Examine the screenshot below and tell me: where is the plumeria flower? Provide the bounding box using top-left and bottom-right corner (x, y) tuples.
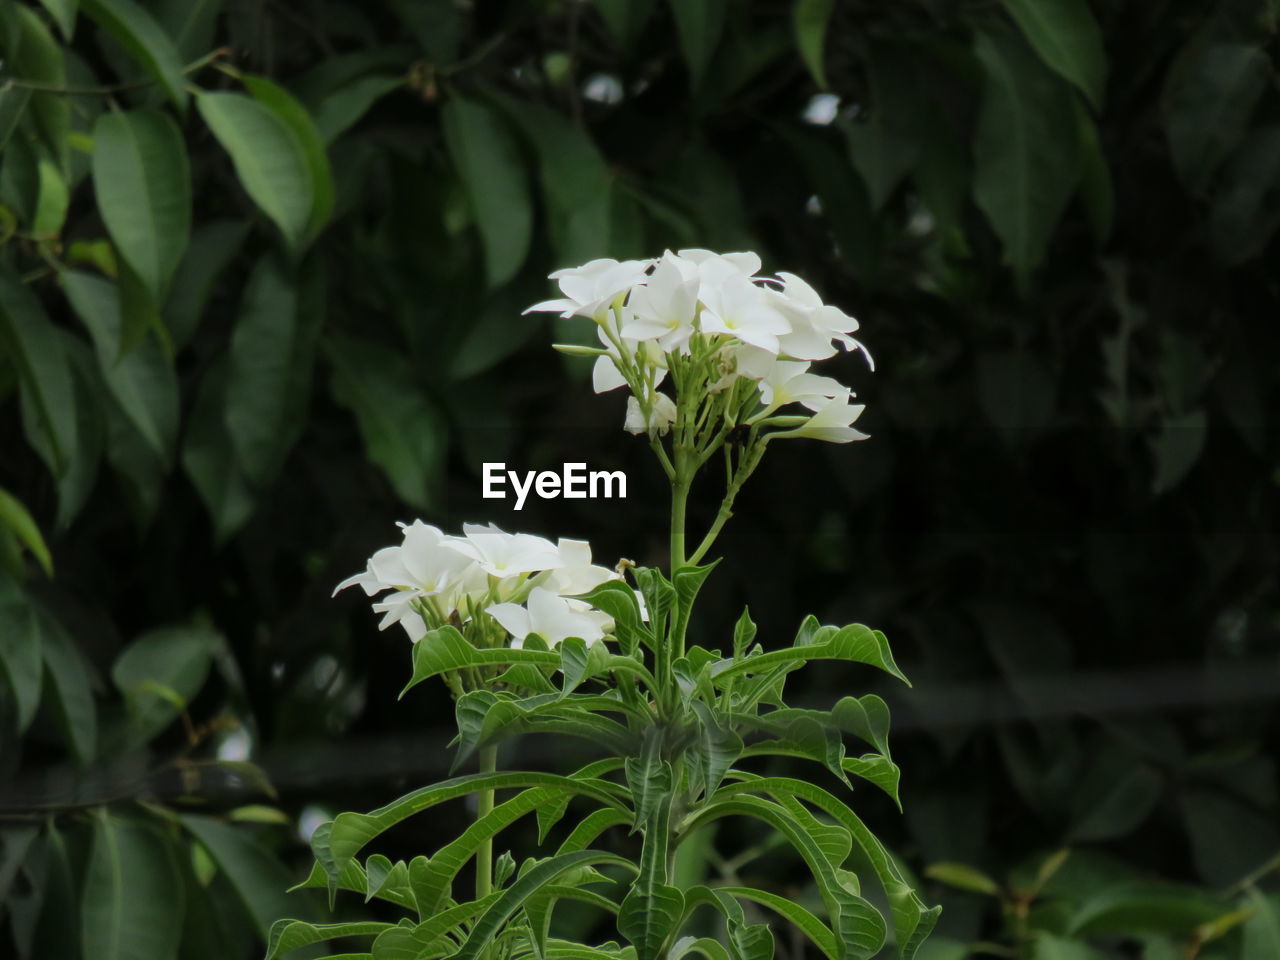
(771, 272), (874, 368)
(591, 317), (669, 395)
(757, 360), (848, 412)
(672, 248), (762, 286)
(619, 255), (699, 353)
(547, 538), (621, 595)
(446, 522), (564, 578)
(487, 587), (612, 648)
(699, 273), (791, 354)
(772, 390), (869, 444)
(624, 392), (677, 436)
(523, 258), (652, 321)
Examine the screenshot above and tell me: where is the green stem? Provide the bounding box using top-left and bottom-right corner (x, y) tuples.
(475, 745), (498, 898)
(688, 441), (765, 565)
(670, 477), (689, 570)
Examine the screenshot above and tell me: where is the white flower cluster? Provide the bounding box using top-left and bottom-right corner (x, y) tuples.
(525, 250), (871, 443)
(335, 522), (618, 648)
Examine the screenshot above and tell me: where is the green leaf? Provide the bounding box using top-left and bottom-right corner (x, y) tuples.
(80, 0), (188, 111)
(310, 73), (402, 143)
(62, 271), (178, 465)
(976, 349), (1056, 442)
(842, 44), (922, 212)
(1150, 409), (1206, 495)
(972, 23), (1080, 292)
(322, 766), (626, 882)
(1242, 889), (1280, 960)
(242, 75), (335, 244)
(728, 918), (775, 960)
(999, 0), (1106, 110)
(1074, 97), (1113, 245)
(1068, 759), (1162, 843)
(82, 812), (182, 960)
(1163, 42), (1270, 194)
(684, 794), (887, 960)
(33, 149), (69, 237)
(91, 110), (191, 302)
(197, 92), (315, 253)
(455, 852), (633, 960)
(327, 335), (445, 510)
(501, 99), (613, 267)
(619, 800), (684, 960)
(720, 887), (836, 960)
(412, 784), (600, 917)
(0, 486), (52, 577)
(1211, 125), (1280, 264)
(793, 0), (835, 89)
(1031, 932), (1105, 960)
(713, 776), (939, 960)
(1068, 882), (1232, 937)
(0, 269), (77, 474)
(265, 920), (393, 960)
(164, 220), (250, 348)
(179, 815), (305, 940)
(38, 601), (96, 762)
(182, 357), (256, 542)
(10, 7), (69, 170)
(401, 625), (558, 697)
(224, 257), (317, 487)
(441, 94), (532, 287)
(0, 83), (31, 153)
(713, 622), (908, 686)
(667, 0), (726, 89)
(924, 862), (1001, 897)
(595, 0), (655, 51)
(0, 580), (43, 731)
(112, 625), (219, 738)
(39, 0), (78, 41)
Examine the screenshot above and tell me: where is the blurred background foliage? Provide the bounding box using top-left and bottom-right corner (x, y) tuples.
(0, 0), (1278, 958)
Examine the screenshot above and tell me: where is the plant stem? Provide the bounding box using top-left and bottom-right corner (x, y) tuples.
(475, 745), (498, 898)
(688, 441), (765, 565)
(670, 476), (689, 570)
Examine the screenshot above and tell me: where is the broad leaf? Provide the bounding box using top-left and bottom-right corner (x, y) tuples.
(112, 625), (220, 739)
(1000, 0), (1107, 109)
(180, 815), (305, 940)
(668, 0), (726, 89)
(0, 579), (43, 730)
(441, 95), (531, 287)
(62, 271), (178, 465)
(81, 813), (182, 960)
(224, 257), (317, 487)
(793, 0), (835, 89)
(972, 23), (1079, 292)
(80, 0), (188, 111)
(1163, 42), (1269, 194)
(91, 110), (191, 304)
(242, 75), (335, 244)
(197, 92), (316, 253)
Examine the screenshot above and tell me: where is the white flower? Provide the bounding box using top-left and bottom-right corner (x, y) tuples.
(770, 272), (873, 368)
(758, 360), (847, 411)
(624, 392), (677, 436)
(447, 522), (564, 578)
(523, 258), (652, 320)
(547, 538), (620, 596)
(619, 255), (699, 353)
(775, 390), (869, 444)
(591, 311), (668, 394)
(487, 587), (612, 648)
(699, 273), (791, 354)
(672, 248), (762, 285)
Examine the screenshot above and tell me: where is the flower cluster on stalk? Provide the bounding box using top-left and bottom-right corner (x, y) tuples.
(524, 249), (872, 445)
(334, 521), (618, 649)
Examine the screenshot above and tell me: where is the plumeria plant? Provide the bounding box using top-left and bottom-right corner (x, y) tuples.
(267, 251), (940, 960)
